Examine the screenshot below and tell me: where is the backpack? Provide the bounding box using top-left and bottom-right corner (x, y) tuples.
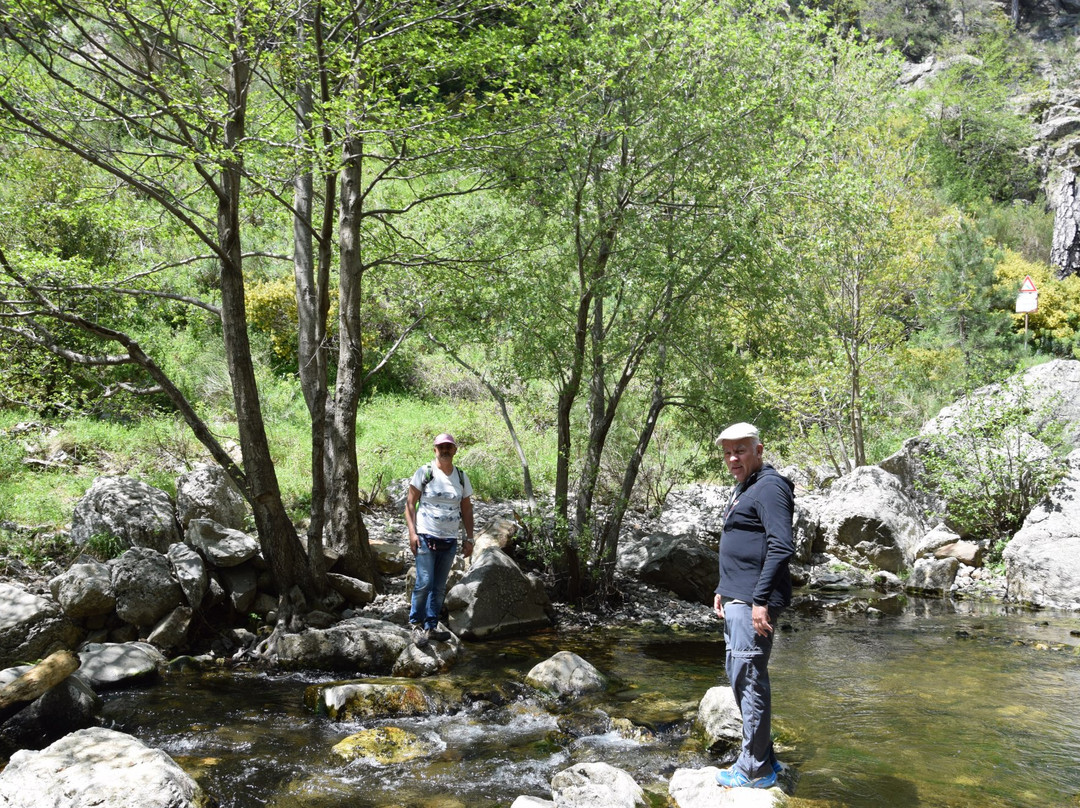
(420, 462), (465, 494)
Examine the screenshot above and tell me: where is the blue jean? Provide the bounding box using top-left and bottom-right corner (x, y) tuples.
(723, 600), (780, 779)
(409, 536), (457, 630)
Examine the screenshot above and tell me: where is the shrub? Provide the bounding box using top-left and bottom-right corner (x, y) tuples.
(917, 381), (1066, 559)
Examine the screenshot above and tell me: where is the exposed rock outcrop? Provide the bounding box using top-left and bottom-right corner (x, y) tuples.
(1004, 449), (1080, 609)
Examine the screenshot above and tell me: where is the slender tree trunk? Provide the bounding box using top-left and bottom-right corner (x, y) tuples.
(219, 31), (318, 609)
(326, 133), (377, 584)
(292, 5), (328, 590)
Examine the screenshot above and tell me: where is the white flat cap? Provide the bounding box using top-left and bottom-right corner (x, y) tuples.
(714, 422), (760, 446)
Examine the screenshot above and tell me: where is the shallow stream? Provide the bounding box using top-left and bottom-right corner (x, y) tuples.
(96, 594), (1080, 808)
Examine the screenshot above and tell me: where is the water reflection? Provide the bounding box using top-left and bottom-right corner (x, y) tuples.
(90, 597), (1080, 808)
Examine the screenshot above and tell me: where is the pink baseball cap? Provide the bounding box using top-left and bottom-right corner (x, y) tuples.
(433, 432), (457, 447)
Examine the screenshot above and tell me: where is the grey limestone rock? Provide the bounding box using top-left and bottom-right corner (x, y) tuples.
(110, 547), (184, 628)
(525, 651), (607, 699)
(0, 727), (216, 808)
(70, 476), (181, 553)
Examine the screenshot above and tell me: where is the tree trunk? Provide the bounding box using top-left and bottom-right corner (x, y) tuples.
(326, 133), (377, 585)
(292, 8), (328, 590)
(0, 650), (79, 724)
(219, 30), (318, 610)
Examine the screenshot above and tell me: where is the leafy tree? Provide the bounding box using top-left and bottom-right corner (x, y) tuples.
(431, 0), (898, 601)
(912, 19), (1040, 207)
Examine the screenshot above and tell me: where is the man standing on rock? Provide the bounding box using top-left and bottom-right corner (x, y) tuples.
(405, 432), (475, 647)
(713, 422), (795, 790)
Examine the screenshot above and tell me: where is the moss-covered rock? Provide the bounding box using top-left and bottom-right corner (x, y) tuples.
(331, 727), (438, 764)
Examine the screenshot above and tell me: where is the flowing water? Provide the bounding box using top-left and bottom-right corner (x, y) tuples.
(93, 594), (1080, 808)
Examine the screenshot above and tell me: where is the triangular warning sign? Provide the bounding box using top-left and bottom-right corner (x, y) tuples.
(1020, 275), (1038, 293)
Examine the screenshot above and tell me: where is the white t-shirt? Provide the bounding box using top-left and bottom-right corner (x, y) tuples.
(410, 463), (473, 539)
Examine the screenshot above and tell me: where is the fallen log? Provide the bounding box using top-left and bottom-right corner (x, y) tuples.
(0, 649), (80, 724)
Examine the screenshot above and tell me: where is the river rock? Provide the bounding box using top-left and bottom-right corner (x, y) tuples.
(445, 547), (552, 639)
(327, 573), (376, 607)
(167, 543), (209, 609)
(0, 727), (216, 808)
(331, 726), (438, 764)
(694, 686), (742, 755)
(1004, 449), (1080, 609)
(617, 532), (718, 605)
(185, 518), (260, 568)
(110, 547), (184, 628)
(934, 540), (982, 567)
(905, 557), (959, 597)
(49, 559), (116, 619)
(147, 606), (193, 651)
(175, 465), (248, 530)
(510, 798), (554, 808)
(70, 475), (182, 553)
(816, 466), (925, 572)
(307, 681), (447, 720)
(668, 767), (787, 807)
(0, 583), (81, 669)
(78, 641), (165, 688)
(550, 762), (646, 808)
(392, 631), (464, 677)
(219, 563), (258, 613)
(526, 651), (607, 699)
(0, 665), (101, 754)
(913, 524), (963, 559)
(276, 617), (410, 673)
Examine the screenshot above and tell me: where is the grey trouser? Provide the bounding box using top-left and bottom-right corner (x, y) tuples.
(723, 600), (779, 779)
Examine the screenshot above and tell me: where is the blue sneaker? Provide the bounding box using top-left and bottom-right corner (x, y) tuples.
(715, 766), (778, 789)
(772, 759), (784, 774)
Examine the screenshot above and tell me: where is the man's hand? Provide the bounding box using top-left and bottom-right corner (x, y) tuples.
(408, 533), (419, 556)
(713, 593), (724, 620)
(752, 603), (773, 636)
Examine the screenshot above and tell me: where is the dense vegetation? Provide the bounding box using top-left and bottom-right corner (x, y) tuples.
(2, 0), (1080, 602)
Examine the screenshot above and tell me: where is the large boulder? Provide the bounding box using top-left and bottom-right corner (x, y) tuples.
(617, 532), (717, 605)
(657, 484), (732, 543)
(525, 651), (607, 699)
(445, 547), (552, 639)
(1004, 449), (1080, 609)
(0, 583), (81, 669)
(49, 560), (116, 619)
(185, 519), (260, 568)
(70, 476), (182, 553)
(815, 466), (925, 572)
(0, 727), (216, 808)
(275, 617), (410, 673)
(175, 465), (248, 530)
(693, 685), (742, 755)
(550, 762), (647, 808)
(110, 547), (184, 628)
(668, 767), (787, 807)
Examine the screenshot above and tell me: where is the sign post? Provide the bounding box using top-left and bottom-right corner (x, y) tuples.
(1015, 275), (1039, 350)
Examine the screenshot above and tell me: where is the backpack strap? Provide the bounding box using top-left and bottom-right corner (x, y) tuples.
(419, 463), (466, 495)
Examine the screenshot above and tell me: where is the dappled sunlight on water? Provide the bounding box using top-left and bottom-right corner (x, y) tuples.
(89, 596), (1080, 808)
